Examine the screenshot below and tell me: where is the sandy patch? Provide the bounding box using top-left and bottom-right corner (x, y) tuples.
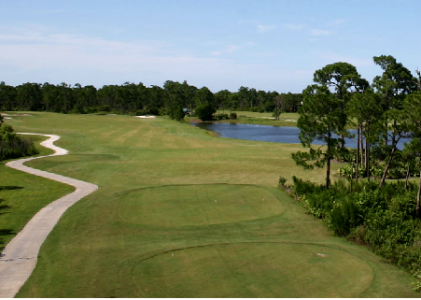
(1, 113), (32, 117)
(135, 116), (156, 119)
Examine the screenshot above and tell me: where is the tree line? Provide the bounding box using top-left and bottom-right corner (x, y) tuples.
(293, 55), (421, 213)
(0, 80), (302, 117)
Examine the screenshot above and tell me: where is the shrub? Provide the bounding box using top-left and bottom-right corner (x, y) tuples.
(291, 176), (421, 277)
(329, 198), (362, 236)
(0, 125), (38, 160)
(195, 103), (216, 121)
(215, 113), (229, 120)
(278, 176), (287, 187)
(229, 112), (237, 119)
(146, 107), (160, 115)
(168, 105), (185, 121)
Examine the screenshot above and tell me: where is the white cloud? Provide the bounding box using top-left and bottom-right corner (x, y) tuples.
(285, 24), (304, 31)
(238, 20), (259, 25)
(330, 19), (347, 25)
(257, 24), (277, 32)
(310, 29), (331, 36)
(211, 45), (241, 56)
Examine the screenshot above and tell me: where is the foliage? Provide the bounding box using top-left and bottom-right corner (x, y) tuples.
(292, 177), (421, 279)
(215, 113), (229, 120)
(194, 103), (216, 121)
(168, 104), (185, 121)
(278, 175), (287, 187)
(0, 124), (38, 161)
(294, 82), (347, 189)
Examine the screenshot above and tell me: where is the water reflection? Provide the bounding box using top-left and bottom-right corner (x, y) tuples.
(192, 122), (410, 149)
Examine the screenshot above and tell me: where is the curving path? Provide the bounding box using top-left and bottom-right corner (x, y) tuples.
(0, 133), (98, 298)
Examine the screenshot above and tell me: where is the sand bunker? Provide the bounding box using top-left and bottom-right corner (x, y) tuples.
(1, 113), (32, 117)
(135, 116), (156, 119)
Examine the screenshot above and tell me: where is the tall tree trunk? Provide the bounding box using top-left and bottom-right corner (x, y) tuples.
(379, 145), (397, 188)
(405, 160), (411, 190)
(417, 168), (421, 217)
(326, 156), (331, 190)
(365, 129), (370, 178)
(356, 127), (360, 182)
(360, 133), (364, 168)
(326, 132), (331, 190)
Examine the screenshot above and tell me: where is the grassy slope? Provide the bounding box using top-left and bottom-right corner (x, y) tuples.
(1, 112), (417, 297)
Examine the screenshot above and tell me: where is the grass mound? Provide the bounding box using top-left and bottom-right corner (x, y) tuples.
(117, 184), (284, 227)
(135, 243), (373, 297)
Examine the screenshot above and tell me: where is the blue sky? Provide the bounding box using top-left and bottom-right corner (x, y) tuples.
(1, 0), (420, 93)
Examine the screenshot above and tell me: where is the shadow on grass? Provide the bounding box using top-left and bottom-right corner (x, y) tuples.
(0, 186), (23, 191)
(0, 196), (11, 216)
(0, 229), (14, 236)
(0, 229), (15, 253)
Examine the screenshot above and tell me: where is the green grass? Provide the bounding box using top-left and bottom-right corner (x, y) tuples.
(0, 135), (74, 251)
(188, 110), (300, 127)
(0, 112), (417, 297)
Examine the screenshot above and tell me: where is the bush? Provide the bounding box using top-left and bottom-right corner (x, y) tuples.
(168, 105), (185, 121)
(291, 176), (421, 277)
(329, 198), (362, 235)
(146, 107), (160, 115)
(215, 113), (229, 120)
(0, 125), (38, 160)
(229, 112), (237, 119)
(278, 176), (287, 187)
(195, 103), (216, 121)
(333, 148), (356, 162)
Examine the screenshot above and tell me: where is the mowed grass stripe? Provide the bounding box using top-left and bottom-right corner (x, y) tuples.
(0, 112), (417, 297)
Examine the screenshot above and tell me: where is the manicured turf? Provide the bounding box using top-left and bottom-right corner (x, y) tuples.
(2, 112), (418, 297)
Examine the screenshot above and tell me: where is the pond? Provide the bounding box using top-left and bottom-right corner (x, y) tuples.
(192, 122), (411, 149)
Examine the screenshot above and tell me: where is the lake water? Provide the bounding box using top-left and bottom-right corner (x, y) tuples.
(192, 122), (411, 149)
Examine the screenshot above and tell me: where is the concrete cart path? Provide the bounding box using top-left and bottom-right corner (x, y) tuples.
(0, 133), (98, 298)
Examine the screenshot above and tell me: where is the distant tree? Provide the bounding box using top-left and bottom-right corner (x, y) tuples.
(372, 55), (417, 187)
(293, 84), (346, 190)
(195, 102), (215, 121)
(237, 86), (249, 110)
(280, 92), (302, 112)
(194, 87), (214, 107)
(168, 104), (185, 121)
(214, 89), (231, 112)
(313, 62), (369, 148)
(347, 89), (383, 179)
(0, 82), (17, 111)
(273, 95), (283, 120)
(16, 82), (43, 111)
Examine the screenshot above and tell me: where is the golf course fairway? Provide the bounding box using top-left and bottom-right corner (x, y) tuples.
(0, 112), (418, 297)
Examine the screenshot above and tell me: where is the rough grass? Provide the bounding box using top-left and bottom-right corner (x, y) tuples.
(1, 112), (418, 297)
